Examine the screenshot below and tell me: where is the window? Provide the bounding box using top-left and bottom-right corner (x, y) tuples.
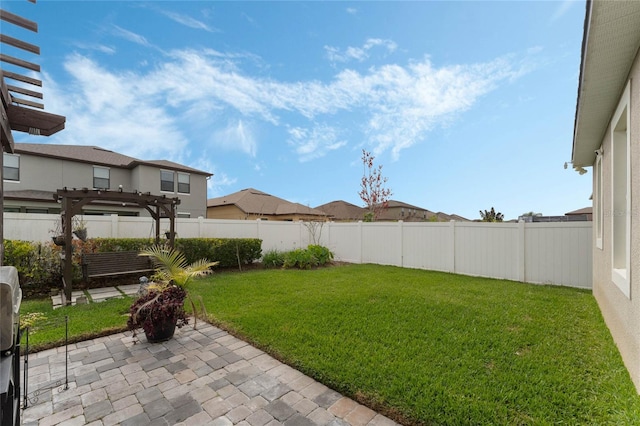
(3, 153), (19, 181)
(594, 152), (603, 249)
(611, 82), (630, 298)
(93, 166), (110, 189)
(178, 173), (190, 194)
(177, 212), (191, 218)
(161, 170), (174, 192)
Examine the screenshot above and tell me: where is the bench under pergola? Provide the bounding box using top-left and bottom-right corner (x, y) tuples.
(55, 188), (180, 305)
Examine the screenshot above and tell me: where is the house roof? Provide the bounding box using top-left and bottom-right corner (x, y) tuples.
(13, 143), (212, 176)
(4, 189), (55, 202)
(315, 200), (366, 221)
(385, 200), (429, 210)
(207, 188), (328, 218)
(565, 206), (593, 216)
(572, 0), (640, 167)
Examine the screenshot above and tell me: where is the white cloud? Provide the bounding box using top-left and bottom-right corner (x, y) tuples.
(550, 0), (575, 23)
(346, 8), (357, 15)
(160, 10), (217, 32)
(45, 45), (527, 166)
(111, 25), (151, 46)
(42, 55), (186, 162)
(206, 169), (237, 197)
(212, 120), (257, 157)
(325, 38), (397, 63)
(73, 42), (116, 55)
(287, 124), (347, 162)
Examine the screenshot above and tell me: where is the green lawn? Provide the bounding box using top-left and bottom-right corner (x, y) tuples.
(189, 264), (640, 425)
(20, 296), (132, 351)
(20, 264), (640, 425)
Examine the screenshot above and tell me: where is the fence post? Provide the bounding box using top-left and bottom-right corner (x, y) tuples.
(111, 214), (118, 238)
(399, 220), (404, 267)
(449, 220), (456, 273)
(358, 220), (363, 264)
(198, 216), (204, 237)
(256, 219), (261, 241)
(517, 220), (526, 282)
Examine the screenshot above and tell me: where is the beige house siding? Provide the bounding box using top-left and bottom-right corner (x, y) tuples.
(4, 145), (210, 218)
(207, 204), (246, 220)
(592, 51), (640, 389)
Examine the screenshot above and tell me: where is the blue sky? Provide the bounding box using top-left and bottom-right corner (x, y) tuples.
(3, 0), (590, 220)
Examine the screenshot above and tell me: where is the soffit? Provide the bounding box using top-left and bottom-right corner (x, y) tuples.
(572, 1), (640, 167)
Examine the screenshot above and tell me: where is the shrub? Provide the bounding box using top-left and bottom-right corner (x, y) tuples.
(262, 250), (285, 268)
(283, 248), (315, 269)
(3, 240), (63, 297)
(307, 245), (333, 265)
(176, 238), (262, 269)
(282, 245), (334, 270)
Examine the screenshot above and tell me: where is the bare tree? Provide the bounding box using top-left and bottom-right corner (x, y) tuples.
(358, 149), (392, 221)
(303, 220), (325, 245)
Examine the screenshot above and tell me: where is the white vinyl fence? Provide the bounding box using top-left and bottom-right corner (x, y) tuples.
(4, 213), (592, 289)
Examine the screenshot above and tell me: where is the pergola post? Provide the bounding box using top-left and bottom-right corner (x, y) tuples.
(60, 197), (73, 305)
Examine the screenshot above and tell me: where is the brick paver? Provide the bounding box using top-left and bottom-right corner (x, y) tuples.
(20, 320), (399, 425)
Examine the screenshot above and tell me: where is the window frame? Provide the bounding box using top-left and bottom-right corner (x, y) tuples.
(610, 81), (631, 298)
(594, 151), (603, 250)
(93, 166), (110, 190)
(3, 153), (20, 182)
(177, 172), (190, 194)
(160, 170), (175, 192)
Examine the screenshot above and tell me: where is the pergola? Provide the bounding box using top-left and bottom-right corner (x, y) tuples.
(55, 188), (180, 305)
(1, 2), (66, 262)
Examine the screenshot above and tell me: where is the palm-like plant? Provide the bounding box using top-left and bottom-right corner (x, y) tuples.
(129, 245), (218, 341)
(139, 245), (218, 289)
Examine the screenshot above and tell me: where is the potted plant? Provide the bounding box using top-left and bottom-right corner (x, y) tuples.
(127, 245), (218, 343)
(49, 217), (65, 246)
(72, 216), (88, 241)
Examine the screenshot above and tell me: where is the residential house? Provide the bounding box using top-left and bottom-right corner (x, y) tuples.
(315, 199), (468, 222)
(3, 143), (211, 218)
(517, 207), (593, 223)
(565, 207), (593, 221)
(315, 200), (366, 222)
(207, 188), (328, 221)
(572, 1), (640, 390)
(376, 200), (433, 222)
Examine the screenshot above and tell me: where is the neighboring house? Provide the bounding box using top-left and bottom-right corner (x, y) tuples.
(565, 207), (593, 221)
(315, 199), (468, 222)
(572, 1), (640, 390)
(207, 188), (328, 221)
(315, 200), (366, 222)
(517, 207), (593, 223)
(2, 143), (211, 218)
(376, 200), (434, 222)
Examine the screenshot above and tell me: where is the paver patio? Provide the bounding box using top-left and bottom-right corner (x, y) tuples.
(21, 322), (398, 425)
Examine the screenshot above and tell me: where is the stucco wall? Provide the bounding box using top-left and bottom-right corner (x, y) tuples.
(593, 49), (640, 390)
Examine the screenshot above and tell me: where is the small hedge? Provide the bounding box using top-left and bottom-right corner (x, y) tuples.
(176, 238), (262, 268)
(3, 237), (262, 298)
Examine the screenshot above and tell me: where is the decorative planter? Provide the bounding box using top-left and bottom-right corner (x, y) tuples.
(52, 235), (65, 246)
(144, 316), (178, 343)
(73, 229), (88, 241)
